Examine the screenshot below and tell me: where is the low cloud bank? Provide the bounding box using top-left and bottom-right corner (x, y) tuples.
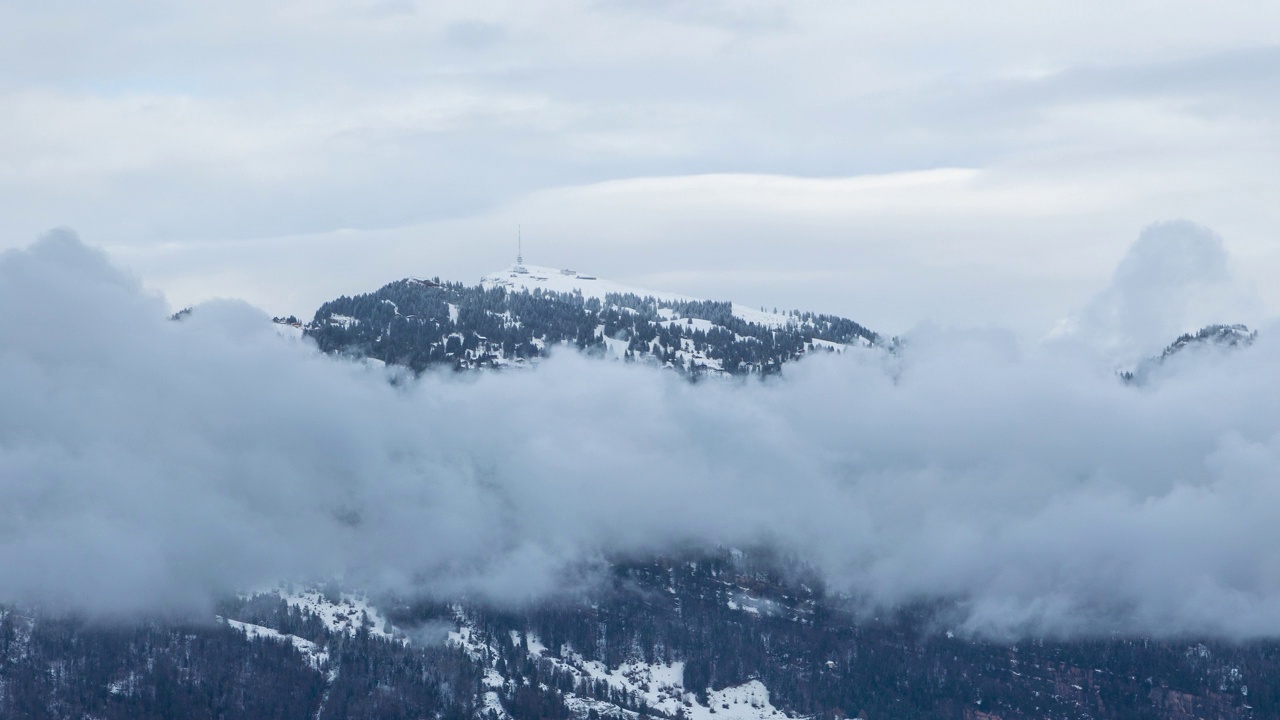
(2, 228), (1279, 638)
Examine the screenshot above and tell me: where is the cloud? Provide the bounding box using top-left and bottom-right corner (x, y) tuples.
(1057, 220), (1262, 363)
(3, 229), (1280, 639)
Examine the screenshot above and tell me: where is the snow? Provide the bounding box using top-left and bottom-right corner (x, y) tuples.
(481, 263), (878, 376)
(676, 318), (716, 333)
(447, 613), (806, 720)
(448, 616), (492, 662)
(483, 264), (686, 302)
(481, 260), (768, 313)
(526, 634), (548, 657)
(483, 264), (795, 334)
(272, 322), (304, 340)
(706, 682), (795, 720)
(328, 314), (357, 328)
(725, 592), (773, 617)
(221, 617), (330, 672)
(483, 690), (513, 719)
(533, 639), (802, 720)
(275, 586), (404, 643)
(564, 694), (640, 720)
(729, 305), (793, 329)
(448, 303), (460, 323)
(807, 338), (846, 352)
(602, 334), (629, 360)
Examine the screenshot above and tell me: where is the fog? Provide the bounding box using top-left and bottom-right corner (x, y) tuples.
(1, 227), (1278, 638)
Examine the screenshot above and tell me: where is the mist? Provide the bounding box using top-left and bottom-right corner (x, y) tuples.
(2, 228), (1279, 639)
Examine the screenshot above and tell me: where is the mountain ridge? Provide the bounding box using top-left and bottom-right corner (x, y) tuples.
(1121, 323), (1257, 384)
(303, 264), (881, 377)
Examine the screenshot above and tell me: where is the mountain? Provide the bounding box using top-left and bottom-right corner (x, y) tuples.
(7, 278), (1273, 719)
(1154, 323), (1256, 362)
(303, 266), (1265, 390)
(2, 549), (1273, 720)
(302, 264), (880, 377)
(1121, 323), (1257, 384)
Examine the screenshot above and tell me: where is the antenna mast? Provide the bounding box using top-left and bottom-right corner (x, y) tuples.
(517, 225), (523, 265)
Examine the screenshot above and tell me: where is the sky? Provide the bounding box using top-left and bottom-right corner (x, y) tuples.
(2, 0), (1278, 336)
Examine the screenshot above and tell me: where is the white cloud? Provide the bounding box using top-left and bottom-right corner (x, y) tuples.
(4, 231), (1280, 639)
(1057, 220), (1263, 363)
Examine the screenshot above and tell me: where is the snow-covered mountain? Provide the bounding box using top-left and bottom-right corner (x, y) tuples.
(1121, 323), (1257, 384)
(8, 274), (1272, 719)
(305, 264), (879, 376)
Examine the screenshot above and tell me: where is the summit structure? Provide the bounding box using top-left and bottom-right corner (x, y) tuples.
(513, 226), (527, 274)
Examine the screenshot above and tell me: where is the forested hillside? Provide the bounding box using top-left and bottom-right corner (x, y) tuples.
(3, 550), (1273, 720)
(302, 268), (879, 376)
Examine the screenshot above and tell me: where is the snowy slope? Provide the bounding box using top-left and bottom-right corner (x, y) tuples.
(447, 610), (806, 720)
(221, 617), (330, 673)
(309, 263), (878, 377)
(1122, 323), (1257, 384)
(481, 264), (797, 330)
(275, 586), (404, 643)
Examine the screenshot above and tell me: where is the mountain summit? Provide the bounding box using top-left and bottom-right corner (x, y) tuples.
(1121, 323), (1257, 384)
(306, 264), (879, 376)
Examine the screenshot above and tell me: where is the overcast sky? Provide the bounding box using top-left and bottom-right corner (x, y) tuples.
(3, 0), (1278, 335)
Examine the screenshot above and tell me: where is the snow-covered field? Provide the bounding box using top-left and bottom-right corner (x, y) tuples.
(481, 264), (799, 331)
